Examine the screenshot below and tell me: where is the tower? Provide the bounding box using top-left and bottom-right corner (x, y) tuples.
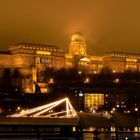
(69, 32), (87, 56)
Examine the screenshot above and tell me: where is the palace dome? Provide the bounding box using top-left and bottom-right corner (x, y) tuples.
(71, 32), (85, 42)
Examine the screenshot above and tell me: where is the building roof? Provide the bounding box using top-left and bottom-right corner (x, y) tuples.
(9, 43), (64, 53)
(16, 43), (60, 49)
(71, 32), (85, 42)
(104, 51), (140, 56)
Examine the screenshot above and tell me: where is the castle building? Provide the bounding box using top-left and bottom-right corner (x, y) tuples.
(69, 32), (87, 56)
(0, 33), (140, 93)
(103, 52), (140, 73)
(66, 32), (103, 73)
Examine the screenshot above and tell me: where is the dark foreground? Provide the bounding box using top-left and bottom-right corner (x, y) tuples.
(0, 115), (140, 140)
(0, 125), (140, 140)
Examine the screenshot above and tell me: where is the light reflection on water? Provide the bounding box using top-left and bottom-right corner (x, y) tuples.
(82, 126), (140, 140)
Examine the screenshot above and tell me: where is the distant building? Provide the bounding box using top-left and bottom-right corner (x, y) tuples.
(104, 52), (140, 73)
(65, 32), (103, 73)
(66, 33), (140, 74)
(0, 33), (140, 93)
(84, 93), (104, 111)
(0, 43), (65, 93)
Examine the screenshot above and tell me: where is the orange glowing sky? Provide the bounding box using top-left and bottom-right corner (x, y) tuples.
(0, 0), (140, 55)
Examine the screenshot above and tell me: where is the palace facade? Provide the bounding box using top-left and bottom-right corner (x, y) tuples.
(0, 32), (140, 93)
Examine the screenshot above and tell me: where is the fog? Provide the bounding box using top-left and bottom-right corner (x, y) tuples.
(0, 0), (140, 55)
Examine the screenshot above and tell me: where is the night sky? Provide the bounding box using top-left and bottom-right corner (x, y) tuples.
(0, 0), (140, 55)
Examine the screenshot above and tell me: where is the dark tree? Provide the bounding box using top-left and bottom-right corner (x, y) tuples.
(1, 68), (11, 89)
(55, 68), (82, 86)
(11, 69), (22, 89)
(100, 66), (112, 75)
(37, 67), (55, 82)
(33, 81), (41, 94)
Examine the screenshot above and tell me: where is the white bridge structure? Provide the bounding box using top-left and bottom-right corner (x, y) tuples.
(10, 97), (78, 118)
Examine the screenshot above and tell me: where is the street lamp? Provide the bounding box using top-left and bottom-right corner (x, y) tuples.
(112, 108), (116, 111)
(17, 106), (21, 111)
(84, 78), (89, 83)
(93, 71), (97, 74)
(49, 78), (54, 84)
(111, 108), (116, 114)
(78, 71), (82, 75)
(113, 70), (116, 73)
(135, 108), (138, 112)
(113, 78), (119, 83)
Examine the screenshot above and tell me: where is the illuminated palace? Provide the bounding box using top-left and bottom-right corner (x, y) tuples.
(0, 32), (140, 94)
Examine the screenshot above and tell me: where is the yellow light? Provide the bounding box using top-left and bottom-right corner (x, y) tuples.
(113, 70), (116, 73)
(41, 88), (48, 93)
(126, 58), (137, 62)
(65, 54), (73, 59)
(84, 78), (89, 83)
(36, 51), (51, 55)
(84, 93), (104, 110)
(127, 110), (130, 113)
(111, 127), (116, 132)
(21, 109), (26, 113)
(135, 108), (138, 112)
(80, 57), (90, 62)
(134, 127), (138, 132)
(112, 108), (116, 111)
(114, 78), (119, 83)
(10, 97), (78, 118)
(93, 71), (97, 74)
(72, 127), (76, 132)
(78, 71), (82, 75)
(49, 78), (54, 84)
(17, 107), (21, 110)
(26, 87), (31, 93)
(111, 110), (114, 114)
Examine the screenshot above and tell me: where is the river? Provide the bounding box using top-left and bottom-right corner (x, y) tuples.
(82, 127), (140, 140)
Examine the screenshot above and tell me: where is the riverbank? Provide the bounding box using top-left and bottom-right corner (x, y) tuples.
(78, 112), (138, 128)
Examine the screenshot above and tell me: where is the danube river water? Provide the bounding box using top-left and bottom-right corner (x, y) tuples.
(83, 133), (140, 140)
(0, 126), (140, 140)
(82, 127), (140, 140)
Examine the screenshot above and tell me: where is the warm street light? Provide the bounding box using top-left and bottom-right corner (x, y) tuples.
(49, 78), (54, 84)
(135, 108), (138, 112)
(116, 105), (120, 108)
(78, 71), (82, 75)
(111, 110), (114, 114)
(17, 106), (21, 110)
(84, 78), (89, 83)
(93, 71), (97, 74)
(114, 78), (119, 83)
(113, 70), (116, 73)
(112, 108), (116, 111)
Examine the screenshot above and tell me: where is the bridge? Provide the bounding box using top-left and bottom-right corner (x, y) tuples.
(0, 98), (138, 140)
(2, 97), (79, 126)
